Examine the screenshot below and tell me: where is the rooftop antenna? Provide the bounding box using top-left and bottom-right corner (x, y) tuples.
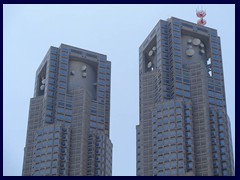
(196, 7), (207, 26)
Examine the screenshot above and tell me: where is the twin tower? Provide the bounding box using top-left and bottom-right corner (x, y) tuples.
(22, 17), (234, 176)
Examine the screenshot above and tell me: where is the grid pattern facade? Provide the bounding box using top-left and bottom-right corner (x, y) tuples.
(22, 44), (112, 176)
(136, 17), (234, 176)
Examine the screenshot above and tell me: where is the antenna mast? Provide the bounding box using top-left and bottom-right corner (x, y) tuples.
(196, 7), (207, 26)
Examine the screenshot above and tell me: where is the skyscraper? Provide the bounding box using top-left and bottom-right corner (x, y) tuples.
(136, 17), (234, 176)
(22, 44), (112, 176)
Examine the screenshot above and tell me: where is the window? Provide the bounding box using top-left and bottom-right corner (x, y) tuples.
(177, 130), (183, 136)
(221, 155), (226, 161)
(187, 155), (192, 161)
(186, 147), (192, 153)
(164, 154), (170, 162)
(158, 149), (164, 154)
(185, 117), (190, 124)
(172, 169), (177, 175)
(177, 137), (183, 143)
(176, 108), (182, 114)
(187, 162), (193, 169)
(220, 147), (226, 154)
(178, 153), (184, 159)
(164, 139), (169, 146)
(186, 132), (191, 138)
(171, 161), (177, 168)
(186, 139), (192, 145)
(171, 153), (177, 160)
(170, 145), (176, 152)
(219, 133), (224, 139)
(177, 122), (182, 129)
(164, 162), (170, 169)
(158, 156), (163, 163)
(186, 125), (191, 131)
(219, 125), (224, 131)
(177, 145), (183, 151)
(220, 140), (225, 146)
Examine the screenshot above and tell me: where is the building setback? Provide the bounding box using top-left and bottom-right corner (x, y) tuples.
(22, 44), (112, 176)
(136, 17), (234, 176)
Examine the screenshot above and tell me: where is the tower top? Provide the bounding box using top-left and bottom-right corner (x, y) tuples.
(196, 8), (207, 26)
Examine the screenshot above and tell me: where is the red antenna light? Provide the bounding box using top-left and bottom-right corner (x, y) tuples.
(196, 7), (207, 26)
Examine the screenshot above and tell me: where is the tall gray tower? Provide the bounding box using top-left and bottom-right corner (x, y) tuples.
(136, 17), (234, 176)
(22, 44), (112, 176)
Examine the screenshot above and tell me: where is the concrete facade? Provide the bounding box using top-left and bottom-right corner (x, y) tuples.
(136, 17), (234, 176)
(22, 44), (112, 176)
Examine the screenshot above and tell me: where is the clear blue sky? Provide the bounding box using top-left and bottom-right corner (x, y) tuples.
(3, 4), (235, 176)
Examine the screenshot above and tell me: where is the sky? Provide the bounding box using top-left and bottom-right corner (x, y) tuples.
(3, 4), (235, 176)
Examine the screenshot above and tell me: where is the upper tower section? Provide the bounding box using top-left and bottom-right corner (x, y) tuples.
(34, 44), (110, 99)
(32, 44), (111, 125)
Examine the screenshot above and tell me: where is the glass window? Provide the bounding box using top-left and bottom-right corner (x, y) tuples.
(176, 116), (182, 122)
(164, 139), (169, 146)
(223, 170), (228, 176)
(54, 140), (59, 146)
(163, 110), (168, 116)
(49, 66), (57, 72)
(90, 122), (96, 128)
(164, 154), (169, 161)
(221, 155), (226, 161)
(169, 116), (175, 123)
(158, 133), (163, 139)
(171, 131), (176, 137)
(187, 154), (192, 161)
(47, 147), (52, 153)
(158, 149), (163, 154)
(169, 109), (174, 115)
(171, 161), (177, 168)
(57, 108), (65, 114)
(177, 122), (182, 128)
(219, 133), (224, 139)
(170, 145), (176, 152)
(178, 145), (183, 151)
(164, 162), (170, 169)
(59, 83), (66, 88)
(48, 84), (55, 90)
(59, 69), (67, 76)
(170, 123), (175, 129)
(51, 54), (57, 60)
(46, 154), (51, 160)
(186, 125), (191, 131)
(163, 118), (168, 124)
(185, 117), (190, 124)
(187, 162), (193, 168)
(186, 132), (191, 138)
(221, 147), (226, 153)
(48, 72), (56, 78)
(158, 156), (163, 163)
(186, 139), (192, 145)
(47, 140), (53, 146)
(177, 130), (183, 136)
(219, 140), (225, 146)
(52, 168), (57, 174)
(163, 125), (169, 131)
(178, 160), (184, 167)
(170, 169), (176, 175)
(178, 153), (184, 159)
(170, 137), (176, 144)
(171, 153), (177, 160)
(187, 147), (192, 153)
(219, 125), (224, 131)
(53, 146), (58, 152)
